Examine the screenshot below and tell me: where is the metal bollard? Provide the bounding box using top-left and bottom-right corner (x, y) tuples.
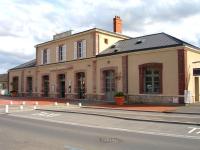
(78, 103), (82, 107)
(33, 105), (37, 110)
(5, 105), (9, 113)
(20, 105), (23, 110)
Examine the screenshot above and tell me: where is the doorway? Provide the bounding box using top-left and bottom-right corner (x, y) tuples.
(195, 77), (199, 102)
(77, 72), (85, 99)
(104, 70), (116, 101)
(12, 77), (19, 91)
(58, 74), (65, 98)
(42, 75), (49, 97)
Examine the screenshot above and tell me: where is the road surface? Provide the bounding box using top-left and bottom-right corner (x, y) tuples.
(0, 110), (200, 150)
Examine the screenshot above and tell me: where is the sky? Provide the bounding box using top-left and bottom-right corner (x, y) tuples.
(0, 0), (200, 73)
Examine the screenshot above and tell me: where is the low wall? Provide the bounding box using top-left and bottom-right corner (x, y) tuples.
(127, 94), (184, 105)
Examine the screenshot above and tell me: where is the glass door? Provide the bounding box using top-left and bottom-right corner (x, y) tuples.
(104, 70), (115, 101)
(77, 72), (85, 99)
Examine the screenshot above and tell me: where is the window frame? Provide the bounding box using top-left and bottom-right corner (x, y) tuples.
(58, 45), (63, 61)
(43, 49), (48, 64)
(139, 63), (163, 94)
(77, 41), (83, 58)
(104, 38), (108, 44)
(144, 68), (160, 94)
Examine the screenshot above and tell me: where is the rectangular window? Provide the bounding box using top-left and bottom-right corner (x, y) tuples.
(104, 38), (108, 44)
(43, 49), (47, 64)
(58, 45), (63, 61)
(144, 69), (160, 93)
(77, 41), (83, 58)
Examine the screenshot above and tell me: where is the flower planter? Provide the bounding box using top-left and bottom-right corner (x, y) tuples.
(11, 91), (17, 97)
(115, 97), (125, 105)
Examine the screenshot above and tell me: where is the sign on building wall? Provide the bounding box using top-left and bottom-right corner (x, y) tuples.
(193, 68), (200, 76)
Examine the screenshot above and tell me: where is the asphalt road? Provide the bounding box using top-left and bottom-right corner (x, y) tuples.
(0, 111), (200, 150)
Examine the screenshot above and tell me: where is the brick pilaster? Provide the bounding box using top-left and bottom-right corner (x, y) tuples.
(122, 55), (128, 94)
(177, 49), (187, 95)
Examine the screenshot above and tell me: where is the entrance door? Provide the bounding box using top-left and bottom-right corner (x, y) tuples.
(58, 74), (65, 98)
(195, 77), (199, 102)
(77, 72), (85, 99)
(27, 77), (33, 96)
(104, 70), (115, 101)
(43, 75), (49, 97)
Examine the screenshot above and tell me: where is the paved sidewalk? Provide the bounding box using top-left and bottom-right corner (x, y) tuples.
(37, 105), (200, 126)
(81, 103), (200, 115)
(0, 96), (66, 106)
(173, 105), (200, 115)
(1, 96), (200, 115)
(82, 104), (177, 113)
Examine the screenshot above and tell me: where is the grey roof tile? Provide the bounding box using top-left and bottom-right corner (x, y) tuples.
(98, 32), (200, 56)
(10, 59), (36, 70)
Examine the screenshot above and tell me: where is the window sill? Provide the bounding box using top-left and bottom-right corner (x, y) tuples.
(139, 93), (162, 95)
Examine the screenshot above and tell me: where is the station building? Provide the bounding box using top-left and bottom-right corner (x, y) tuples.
(8, 16), (200, 104)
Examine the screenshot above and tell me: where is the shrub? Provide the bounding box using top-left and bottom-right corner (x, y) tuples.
(114, 91), (124, 97)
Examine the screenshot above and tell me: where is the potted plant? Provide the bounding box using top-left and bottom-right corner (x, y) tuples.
(114, 91), (125, 105)
(10, 90), (17, 97)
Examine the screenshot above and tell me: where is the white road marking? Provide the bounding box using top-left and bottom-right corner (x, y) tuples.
(32, 112), (61, 118)
(64, 145), (83, 150)
(10, 113), (200, 140)
(188, 127), (200, 134)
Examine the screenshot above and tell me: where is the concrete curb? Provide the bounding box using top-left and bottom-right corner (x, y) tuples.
(36, 108), (200, 126)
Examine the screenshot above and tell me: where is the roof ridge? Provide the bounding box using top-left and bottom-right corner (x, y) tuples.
(116, 32), (164, 43)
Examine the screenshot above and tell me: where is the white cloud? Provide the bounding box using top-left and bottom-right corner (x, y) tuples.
(0, 0), (200, 73)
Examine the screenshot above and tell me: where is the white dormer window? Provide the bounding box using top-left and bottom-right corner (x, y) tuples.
(74, 40), (86, 59)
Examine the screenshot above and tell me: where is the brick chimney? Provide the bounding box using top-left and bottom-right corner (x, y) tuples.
(113, 16), (122, 33)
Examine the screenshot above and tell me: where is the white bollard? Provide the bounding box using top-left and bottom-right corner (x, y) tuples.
(10, 101), (13, 105)
(22, 101), (26, 105)
(20, 105), (23, 110)
(54, 102), (58, 106)
(33, 105), (37, 110)
(35, 101), (38, 105)
(78, 103), (82, 107)
(66, 102), (69, 107)
(5, 105), (9, 113)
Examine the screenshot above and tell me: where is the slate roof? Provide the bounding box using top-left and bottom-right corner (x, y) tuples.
(10, 32), (200, 71)
(10, 59), (36, 70)
(98, 32), (200, 56)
